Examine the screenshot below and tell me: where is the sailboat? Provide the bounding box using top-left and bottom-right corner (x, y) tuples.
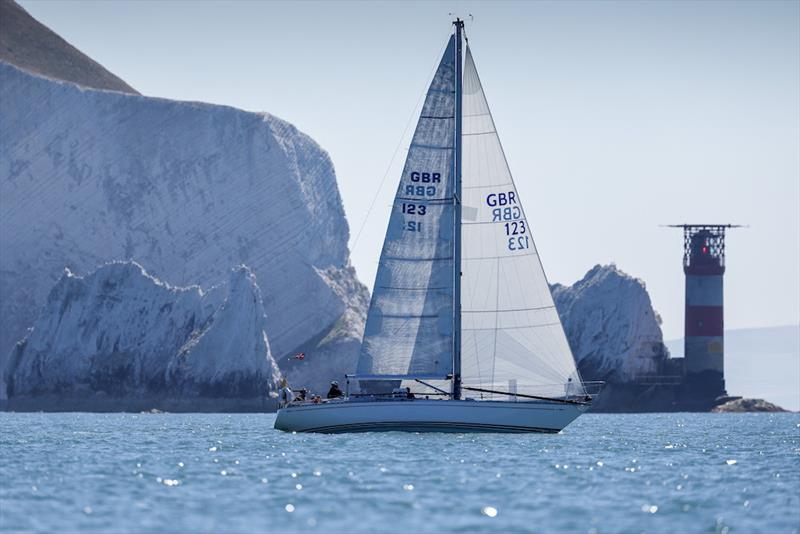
(275, 19), (598, 433)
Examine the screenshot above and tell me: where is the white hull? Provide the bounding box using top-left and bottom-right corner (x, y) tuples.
(274, 398), (588, 433)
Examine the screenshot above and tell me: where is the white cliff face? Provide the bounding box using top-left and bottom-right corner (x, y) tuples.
(551, 264), (669, 383)
(167, 265), (281, 397)
(0, 61), (368, 395)
(5, 262), (281, 408)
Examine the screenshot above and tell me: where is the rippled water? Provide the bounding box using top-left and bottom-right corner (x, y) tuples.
(1, 412), (798, 533)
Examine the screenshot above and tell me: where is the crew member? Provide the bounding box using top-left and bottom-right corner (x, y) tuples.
(327, 381), (343, 399)
(279, 378), (295, 408)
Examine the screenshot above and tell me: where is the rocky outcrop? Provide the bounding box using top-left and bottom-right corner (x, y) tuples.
(712, 398), (787, 413)
(551, 264), (670, 383)
(5, 262), (282, 411)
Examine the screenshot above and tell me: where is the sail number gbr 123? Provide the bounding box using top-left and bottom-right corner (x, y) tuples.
(488, 191), (529, 251)
(401, 171), (438, 233)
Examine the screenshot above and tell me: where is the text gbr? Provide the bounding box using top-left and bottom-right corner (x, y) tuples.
(487, 191), (529, 251)
(402, 171), (440, 232)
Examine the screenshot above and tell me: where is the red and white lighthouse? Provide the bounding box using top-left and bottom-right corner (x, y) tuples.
(670, 224), (740, 399)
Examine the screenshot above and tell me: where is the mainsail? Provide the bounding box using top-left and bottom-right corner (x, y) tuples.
(356, 36), (457, 379)
(459, 45), (582, 398)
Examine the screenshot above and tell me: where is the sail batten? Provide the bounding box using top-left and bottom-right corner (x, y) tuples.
(409, 144), (453, 150)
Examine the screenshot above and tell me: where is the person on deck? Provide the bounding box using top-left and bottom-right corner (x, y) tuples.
(327, 381), (343, 399)
(279, 378), (295, 408)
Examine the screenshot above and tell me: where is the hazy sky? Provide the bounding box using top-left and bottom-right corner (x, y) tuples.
(19, 0), (800, 340)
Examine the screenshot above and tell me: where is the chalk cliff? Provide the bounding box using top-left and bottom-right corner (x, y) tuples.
(551, 264), (669, 383)
(0, 60), (368, 399)
(5, 262), (282, 411)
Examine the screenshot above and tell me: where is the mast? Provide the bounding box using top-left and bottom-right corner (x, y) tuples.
(452, 18), (464, 400)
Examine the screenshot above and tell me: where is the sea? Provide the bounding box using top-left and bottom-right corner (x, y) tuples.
(1, 412), (798, 533)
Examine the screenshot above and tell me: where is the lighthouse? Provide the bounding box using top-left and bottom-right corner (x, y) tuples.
(669, 224), (741, 400)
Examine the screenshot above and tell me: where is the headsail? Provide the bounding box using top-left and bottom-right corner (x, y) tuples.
(459, 45), (583, 398)
(356, 36), (458, 379)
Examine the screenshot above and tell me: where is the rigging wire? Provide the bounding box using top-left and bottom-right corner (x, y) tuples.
(349, 32), (452, 254)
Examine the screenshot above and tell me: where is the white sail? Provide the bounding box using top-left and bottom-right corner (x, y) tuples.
(356, 36), (457, 379)
(459, 45), (583, 398)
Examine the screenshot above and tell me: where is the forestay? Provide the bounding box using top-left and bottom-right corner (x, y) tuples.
(459, 45), (583, 398)
(356, 36), (457, 379)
